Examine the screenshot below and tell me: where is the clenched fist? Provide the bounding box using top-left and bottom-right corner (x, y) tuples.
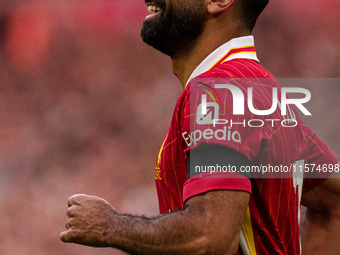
(60, 194), (117, 247)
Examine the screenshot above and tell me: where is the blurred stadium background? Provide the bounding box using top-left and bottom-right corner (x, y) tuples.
(0, 0), (339, 254)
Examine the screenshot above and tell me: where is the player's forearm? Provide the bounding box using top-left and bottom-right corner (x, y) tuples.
(301, 208), (340, 254)
(107, 209), (234, 255)
(61, 193), (247, 254)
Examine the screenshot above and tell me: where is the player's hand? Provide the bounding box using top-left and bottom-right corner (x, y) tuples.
(60, 194), (117, 247)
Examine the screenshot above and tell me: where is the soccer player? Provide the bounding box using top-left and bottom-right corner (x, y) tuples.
(60, 0), (340, 254)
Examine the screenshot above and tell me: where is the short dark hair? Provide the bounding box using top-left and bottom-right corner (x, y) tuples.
(238, 0), (269, 32)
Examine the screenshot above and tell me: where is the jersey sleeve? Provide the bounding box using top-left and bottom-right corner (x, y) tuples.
(302, 125), (338, 194)
(183, 144), (252, 202)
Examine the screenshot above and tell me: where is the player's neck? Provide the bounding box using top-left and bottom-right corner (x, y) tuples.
(171, 27), (250, 88)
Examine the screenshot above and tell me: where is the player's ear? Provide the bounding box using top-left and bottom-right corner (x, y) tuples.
(207, 0), (236, 15)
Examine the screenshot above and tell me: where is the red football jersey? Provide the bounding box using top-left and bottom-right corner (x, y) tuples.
(154, 36), (338, 254)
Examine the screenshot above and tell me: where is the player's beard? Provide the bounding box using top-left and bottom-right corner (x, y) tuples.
(141, 0), (205, 57)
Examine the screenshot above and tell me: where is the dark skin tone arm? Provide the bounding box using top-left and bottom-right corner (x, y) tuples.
(60, 190), (250, 255)
(301, 167), (340, 254)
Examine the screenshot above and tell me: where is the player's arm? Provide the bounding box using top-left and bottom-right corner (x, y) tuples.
(60, 190), (249, 255)
(300, 166), (340, 254)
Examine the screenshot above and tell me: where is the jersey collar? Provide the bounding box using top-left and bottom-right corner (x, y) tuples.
(185, 35), (259, 86)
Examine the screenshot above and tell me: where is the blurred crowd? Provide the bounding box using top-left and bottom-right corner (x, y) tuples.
(0, 0), (339, 254)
